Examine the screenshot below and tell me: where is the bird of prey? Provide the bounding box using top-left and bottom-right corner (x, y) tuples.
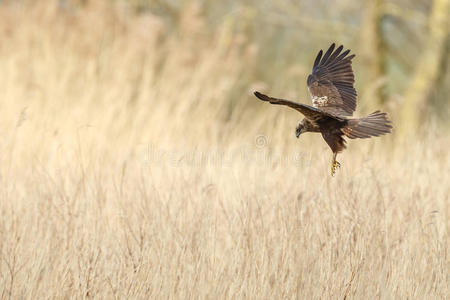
(254, 43), (392, 175)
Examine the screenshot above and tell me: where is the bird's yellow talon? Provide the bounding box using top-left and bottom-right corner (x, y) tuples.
(331, 161), (341, 176)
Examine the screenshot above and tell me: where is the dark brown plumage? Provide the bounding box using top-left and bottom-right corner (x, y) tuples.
(254, 43), (392, 175)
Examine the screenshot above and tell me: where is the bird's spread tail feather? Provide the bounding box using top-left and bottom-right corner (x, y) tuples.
(342, 111), (392, 139)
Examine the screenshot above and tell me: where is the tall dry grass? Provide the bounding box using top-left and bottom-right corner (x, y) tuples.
(0, 2), (448, 299)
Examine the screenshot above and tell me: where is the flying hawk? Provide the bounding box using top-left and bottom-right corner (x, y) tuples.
(254, 43), (392, 175)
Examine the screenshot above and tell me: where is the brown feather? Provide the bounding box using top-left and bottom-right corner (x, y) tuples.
(307, 44), (357, 117)
(342, 111), (392, 139)
(253, 91), (344, 122)
(320, 43), (336, 65)
(313, 50), (323, 69)
(321, 131), (346, 153)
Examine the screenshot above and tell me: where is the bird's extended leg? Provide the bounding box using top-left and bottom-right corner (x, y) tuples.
(330, 152), (341, 176)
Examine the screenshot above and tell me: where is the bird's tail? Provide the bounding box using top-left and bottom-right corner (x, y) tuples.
(342, 111), (392, 139)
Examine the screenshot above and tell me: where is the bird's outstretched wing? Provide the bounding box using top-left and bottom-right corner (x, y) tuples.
(254, 91), (343, 121)
(307, 43), (357, 117)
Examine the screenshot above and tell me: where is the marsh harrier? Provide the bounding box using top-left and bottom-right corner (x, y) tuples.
(254, 43), (392, 175)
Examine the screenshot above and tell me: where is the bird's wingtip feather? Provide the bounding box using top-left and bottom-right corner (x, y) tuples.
(254, 91), (267, 101)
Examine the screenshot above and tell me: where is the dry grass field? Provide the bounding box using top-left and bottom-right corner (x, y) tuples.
(0, 2), (448, 299)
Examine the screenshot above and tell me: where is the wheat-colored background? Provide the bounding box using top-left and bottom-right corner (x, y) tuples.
(0, 1), (448, 299)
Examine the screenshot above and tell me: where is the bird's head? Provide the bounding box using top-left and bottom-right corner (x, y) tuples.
(296, 119), (310, 138)
(295, 123), (304, 138)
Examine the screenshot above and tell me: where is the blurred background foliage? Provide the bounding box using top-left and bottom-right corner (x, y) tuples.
(0, 0), (448, 154)
(102, 0), (444, 126)
(119, 0), (450, 126)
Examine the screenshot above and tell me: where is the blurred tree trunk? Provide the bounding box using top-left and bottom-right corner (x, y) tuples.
(399, 0), (450, 136)
(361, 0), (387, 106)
